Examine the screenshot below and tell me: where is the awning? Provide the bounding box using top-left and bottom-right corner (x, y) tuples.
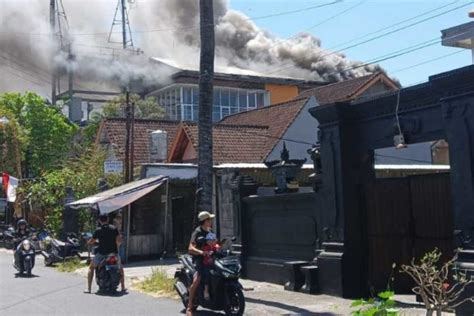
(67, 176), (168, 214)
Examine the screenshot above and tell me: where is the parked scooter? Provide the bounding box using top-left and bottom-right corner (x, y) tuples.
(13, 236), (36, 277)
(174, 237), (245, 316)
(38, 230), (81, 266)
(95, 253), (121, 294)
(3, 226), (16, 250)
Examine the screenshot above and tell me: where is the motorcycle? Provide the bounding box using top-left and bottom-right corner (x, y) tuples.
(3, 226), (16, 250)
(174, 237), (245, 316)
(38, 230), (81, 266)
(95, 253), (121, 294)
(13, 237), (36, 277)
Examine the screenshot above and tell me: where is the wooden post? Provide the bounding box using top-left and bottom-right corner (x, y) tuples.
(163, 178), (169, 253)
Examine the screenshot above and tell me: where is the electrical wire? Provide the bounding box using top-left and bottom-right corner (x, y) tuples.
(0, 1), (342, 37)
(246, 0), (343, 21)
(328, 0), (461, 50)
(391, 50), (466, 74)
(297, 0), (367, 33)
(0, 65), (45, 88)
(262, 27), (471, 92)
(0, 56), (51, 87)
(266, 0), (473, 76)
(395, 89), (402, 136)
(229, 123), (438, 165)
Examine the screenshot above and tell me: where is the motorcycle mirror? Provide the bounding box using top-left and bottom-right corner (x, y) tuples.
(231, 236), (237, 242)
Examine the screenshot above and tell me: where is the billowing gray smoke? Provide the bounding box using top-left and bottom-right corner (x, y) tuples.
(158, 0), (380, 82)
(0, 0), (381, 97)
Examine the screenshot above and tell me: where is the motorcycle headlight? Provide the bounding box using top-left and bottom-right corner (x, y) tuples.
(22, 240), (31, 251)
(222, 271), (231, 278)
(44, 236), (52, 245)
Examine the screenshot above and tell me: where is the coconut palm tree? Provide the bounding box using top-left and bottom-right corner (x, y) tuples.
(197, 0), (215, 213)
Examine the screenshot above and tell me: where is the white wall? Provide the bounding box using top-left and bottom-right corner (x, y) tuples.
(266, 96), (318, 162)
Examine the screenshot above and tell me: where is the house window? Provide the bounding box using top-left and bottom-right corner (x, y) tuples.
(238, 91), (247, 112)
(154, 85), (268, 122)
(248, 92), (256, 109)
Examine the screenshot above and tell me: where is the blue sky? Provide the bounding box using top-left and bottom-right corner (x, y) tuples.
(229, 0), (473, 86)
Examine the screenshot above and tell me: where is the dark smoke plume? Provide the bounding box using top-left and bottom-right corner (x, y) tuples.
(0, 0), (382, 97)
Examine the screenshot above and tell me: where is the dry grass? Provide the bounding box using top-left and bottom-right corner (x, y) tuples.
(135, 268), (178, 298)
(55, 258), (88, 273)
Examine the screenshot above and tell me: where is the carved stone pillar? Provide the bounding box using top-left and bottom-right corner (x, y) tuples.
(442, 94), (474, 246)
(443, 94), (474, 314)
(310, 102), (374, 298)
(217, 169), (257, 245)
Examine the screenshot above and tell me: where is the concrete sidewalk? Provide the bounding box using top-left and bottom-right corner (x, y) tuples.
(74, 257), (437, 315)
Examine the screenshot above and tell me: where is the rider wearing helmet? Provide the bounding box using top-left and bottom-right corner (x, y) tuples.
(16, 219), (30, 240)
(13, 219), (32, 269)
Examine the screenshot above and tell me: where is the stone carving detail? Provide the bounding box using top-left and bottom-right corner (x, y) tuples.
(265, 143), (306, 194)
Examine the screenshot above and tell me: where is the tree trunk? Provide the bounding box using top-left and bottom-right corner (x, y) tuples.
(426, 309), (433, 316)
(197, 0), (215, 213)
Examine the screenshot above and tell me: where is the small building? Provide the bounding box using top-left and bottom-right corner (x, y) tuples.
(145, 58), (322, 122)
(97, 118), (181, 165)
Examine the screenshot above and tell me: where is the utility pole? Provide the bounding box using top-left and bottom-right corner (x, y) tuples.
(119, 0), (132, 183)
(124, 90), (131, 183)
(197, 0), (215, 213)
(50, 0), (69, 106)
(49, 0), (57, 105)
(121, 0), (127, 49)
(67, 45), (74, 103)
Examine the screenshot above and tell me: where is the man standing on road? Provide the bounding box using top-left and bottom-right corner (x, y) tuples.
(84, 214), (126, 293)
(186, 211), (215, 316)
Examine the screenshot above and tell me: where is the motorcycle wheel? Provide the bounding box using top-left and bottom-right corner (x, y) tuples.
(44, 256), (53, 267)
(175, 279), (189, 309)
(224, 287), (245, 316)
(25, 260), (32, 277)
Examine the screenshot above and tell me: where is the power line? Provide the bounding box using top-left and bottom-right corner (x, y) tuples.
(317, 40), (441, 79)
(266, 0), (473, 76)
(264, 26), (472, 90)
(248, 0), (343, 21)
(391, 50), (466, 74)
(0, 63), (49, 89)
(231, 123), (437, 165)
(0, 1), (343, 38)
(329, 0), (461, 50)
(0, 55), (52, 86)
(362, 38), (440, 63)
(297, 0), (367, 33)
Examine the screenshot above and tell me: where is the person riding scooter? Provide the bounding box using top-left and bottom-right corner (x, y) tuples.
(186, 211), (215, 316)
(13, 219), (35, 273)
(84, 214), (126, 294)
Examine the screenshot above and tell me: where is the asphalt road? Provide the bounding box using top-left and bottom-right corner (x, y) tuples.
(0, 250), (220, 316)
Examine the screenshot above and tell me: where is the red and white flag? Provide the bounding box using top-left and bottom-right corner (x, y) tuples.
(1, 172), (18, 202)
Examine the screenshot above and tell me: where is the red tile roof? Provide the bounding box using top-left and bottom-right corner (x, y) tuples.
(171, 122), (270, 164)
(219, 97), (310, 160)
(98, 118), (181, 164)
(297, 72), (398, 105)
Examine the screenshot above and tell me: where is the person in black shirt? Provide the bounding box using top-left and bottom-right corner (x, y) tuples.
(186, 211), (215, 316)
(15, 219), (30, 242)
(84, 214), (126, 293)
